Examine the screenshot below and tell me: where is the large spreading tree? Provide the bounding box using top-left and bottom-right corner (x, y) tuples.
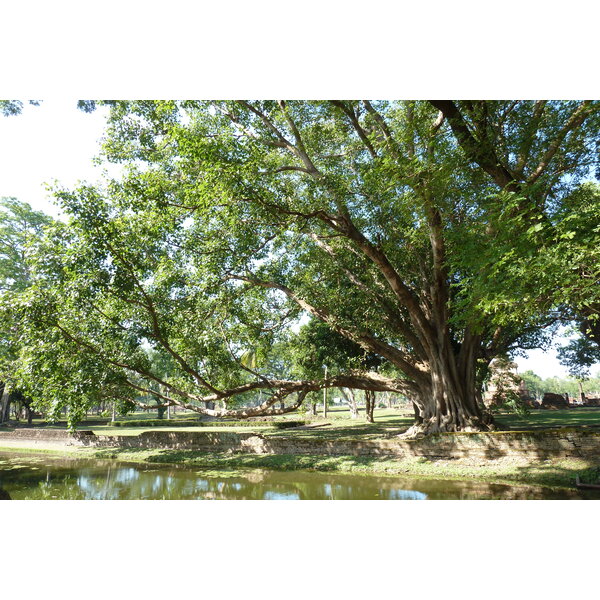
(12, 100), (600, 434)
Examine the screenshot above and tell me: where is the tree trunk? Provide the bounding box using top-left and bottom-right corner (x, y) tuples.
(402, 342), (491, 437)
(412, 400), (423, 424)
(385, 392), (392, 409)
(339, 388), (359, 419)
(0, 384), (11, 424)
(578, 380), (585, 403)
(364, 390), (375, 423)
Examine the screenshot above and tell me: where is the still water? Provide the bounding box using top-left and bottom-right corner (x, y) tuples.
(0, 451), (596, 500)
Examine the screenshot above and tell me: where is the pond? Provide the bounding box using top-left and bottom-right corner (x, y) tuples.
(0, 451), (597, 500)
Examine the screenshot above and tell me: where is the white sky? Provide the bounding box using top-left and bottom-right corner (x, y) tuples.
(1, 99), (596, 379)
(0, 100), (112, 217)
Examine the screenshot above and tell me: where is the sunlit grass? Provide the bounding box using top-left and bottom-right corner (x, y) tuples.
(14, 406), (600, 439)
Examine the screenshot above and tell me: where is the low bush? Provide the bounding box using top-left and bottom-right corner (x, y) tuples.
(109, 419), (305, 428)
(111, 419), (201, 427)
(201, 420), (273, 428)
(272, 421), (305, 429)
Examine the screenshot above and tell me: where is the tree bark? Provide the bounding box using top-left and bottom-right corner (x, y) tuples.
(0, 384), (10, 424)
(339, 388), (359, 419)
(402, 341), (490, 437)
(578, 380), (586, 402)
(384, 392), (392, 409)
(364, 390), (375, 423)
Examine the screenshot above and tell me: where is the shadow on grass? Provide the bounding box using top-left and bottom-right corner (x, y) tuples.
(504, 461), (600, 495)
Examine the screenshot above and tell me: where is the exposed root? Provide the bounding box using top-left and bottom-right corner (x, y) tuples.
(398, 415), (495, 439)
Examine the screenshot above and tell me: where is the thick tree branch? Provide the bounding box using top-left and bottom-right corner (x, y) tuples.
(277, 100), (320, 174)
(514, 100), (547, 177)
(362, 100), (401, 159)
(527, 101), (594, 184)
(105, 241), (220, 394)
(330, 101), (378, 158)
(333, 216), (436, 354)
(308, 233), (427, 360)
(429, 100), (519, 191)
(230, 273), (428, 383)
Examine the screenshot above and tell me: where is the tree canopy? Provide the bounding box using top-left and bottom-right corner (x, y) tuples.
(8, 100), (600, 434)
(0, 198), (54, 422)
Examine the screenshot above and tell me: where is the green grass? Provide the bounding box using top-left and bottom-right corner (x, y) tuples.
(494, 407), (600, 430)
(9, 406), (600, 439)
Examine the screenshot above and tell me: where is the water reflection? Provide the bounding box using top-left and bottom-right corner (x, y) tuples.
(0, 452), (595, 500)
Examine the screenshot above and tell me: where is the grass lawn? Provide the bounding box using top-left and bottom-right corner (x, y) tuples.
(4, 405), (600, 438)
(494, 407), (600, 430)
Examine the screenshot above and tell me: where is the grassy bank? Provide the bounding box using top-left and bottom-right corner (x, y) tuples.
(2, 442), (599, 491)
(3, 406), (600, 492)
(89, 448), (600, 490)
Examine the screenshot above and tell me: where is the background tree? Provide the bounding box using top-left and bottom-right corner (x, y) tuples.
(290, 318), (384, 420)
(558, 334), (600, 400)
(0, 198), (53, 423)
(519, 370), (545, 401)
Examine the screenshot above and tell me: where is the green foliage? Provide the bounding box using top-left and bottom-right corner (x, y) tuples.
(107, 418), (297, 428)
(0, 199), (56, 420)
(0, 198), (53, 293)
(467, 182), (600, 339)
(558, 326), (600, 379)
(520, 369), (600, 398)
(271, 420), (305, 429)
(491, 393), (530, 417)
(289, 318), (383, 379)
(0, 100), (40, 117)
(111, 419), (200, 427)
(520, 370), (545, 399)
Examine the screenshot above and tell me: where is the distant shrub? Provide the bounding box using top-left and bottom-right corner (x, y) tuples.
(109, 418), (307, 429)
(111, 419), (200, 427)
(201, 421), (273, 428)
(272, 421), (305, 429)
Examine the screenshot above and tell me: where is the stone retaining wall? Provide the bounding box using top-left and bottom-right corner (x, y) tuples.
(0, 428), (96, 449)
(2, 427), (600, 461)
